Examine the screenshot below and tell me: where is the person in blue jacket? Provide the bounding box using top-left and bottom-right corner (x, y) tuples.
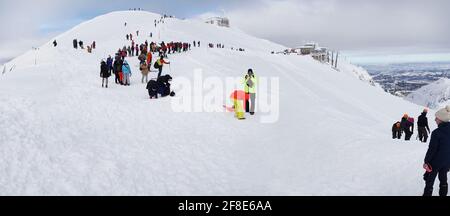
(122, 60), (132, 86)
(423, 105), (450, 196)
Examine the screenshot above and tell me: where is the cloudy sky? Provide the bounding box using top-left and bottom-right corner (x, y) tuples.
(1, 0), (450, 64)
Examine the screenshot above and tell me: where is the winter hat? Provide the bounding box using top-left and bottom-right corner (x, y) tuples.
(248, 69), (254, 75)
(435, 105), (450, 122)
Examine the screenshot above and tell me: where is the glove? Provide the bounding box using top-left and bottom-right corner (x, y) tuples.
(423, 163), (432, 173)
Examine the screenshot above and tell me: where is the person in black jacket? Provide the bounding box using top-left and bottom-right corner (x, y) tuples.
(146, 75), (174, 99)
(113, 56), (123, 85)
(392, 121), (402, 139)
(423, 105), (450, 196)
(100, 60), (111, 88)
(418, 109), (431, 143)
(400, 114), (414, 141)
(73, 39), (78, 49)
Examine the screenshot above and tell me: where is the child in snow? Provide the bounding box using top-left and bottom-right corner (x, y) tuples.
(392, 121), (402, 139)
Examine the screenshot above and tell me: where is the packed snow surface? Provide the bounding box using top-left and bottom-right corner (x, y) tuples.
(0, 11), (432, 195)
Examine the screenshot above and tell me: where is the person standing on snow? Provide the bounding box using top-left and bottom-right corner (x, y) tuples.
(401, 114), (414, 141)
(392, 121), (402, 139)
(73, 39), (78, 49)
(107, 55), (113, 75)
(140, 62), (150, 84)
(135, 44), (139, 56)
(423, 105), (450, 196)
(127, 46), (132, 56)
(122, 60), (132, 86)
(418, 109), (431, 143)
(138, 52), (147, 65)
(113, 56), (123, 85)
(243, 69), (257, 115)
(100, 60), (111, 88)
(154, 56), (170, 79)
(146, 51), (153, 70)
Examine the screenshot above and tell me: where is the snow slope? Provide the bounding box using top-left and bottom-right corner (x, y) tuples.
(406, 78), (450, 109)
(0, 11), (432, 195)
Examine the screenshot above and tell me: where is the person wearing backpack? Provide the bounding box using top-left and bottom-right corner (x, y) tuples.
(122, 60), (132, 86)
(243, 69), (257, 115)
(138, 52), (147, 65)
(418, 109), (431, 143)
(154, 56), (170, 79)
(423, 105), (450, 196)
(100, 60), (111, 88)
(401, 114), (414, 141)
(392, 121), (402, 139)
(140, 62), (150, 83)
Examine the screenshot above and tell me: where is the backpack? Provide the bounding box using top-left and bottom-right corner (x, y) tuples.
(154, 61), (161, 69)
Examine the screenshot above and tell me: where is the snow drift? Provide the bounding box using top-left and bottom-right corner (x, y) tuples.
(0, 11), (431, 195)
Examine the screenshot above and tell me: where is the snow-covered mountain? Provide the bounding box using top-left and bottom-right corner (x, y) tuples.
(406, 78), (450, 109)
(0, 11), (429, 195)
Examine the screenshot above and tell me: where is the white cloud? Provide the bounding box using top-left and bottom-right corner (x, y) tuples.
(223, 0), (450, 51)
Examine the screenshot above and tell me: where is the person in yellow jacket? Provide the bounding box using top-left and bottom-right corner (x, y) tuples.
(242, 69), (257, 115)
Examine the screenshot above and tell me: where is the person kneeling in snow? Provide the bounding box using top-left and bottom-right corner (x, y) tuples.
(146, 75), (175, 99)
(229, 90), (248, 120)
(392, 121), (402, 139)
(423, 105), (450, 196)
